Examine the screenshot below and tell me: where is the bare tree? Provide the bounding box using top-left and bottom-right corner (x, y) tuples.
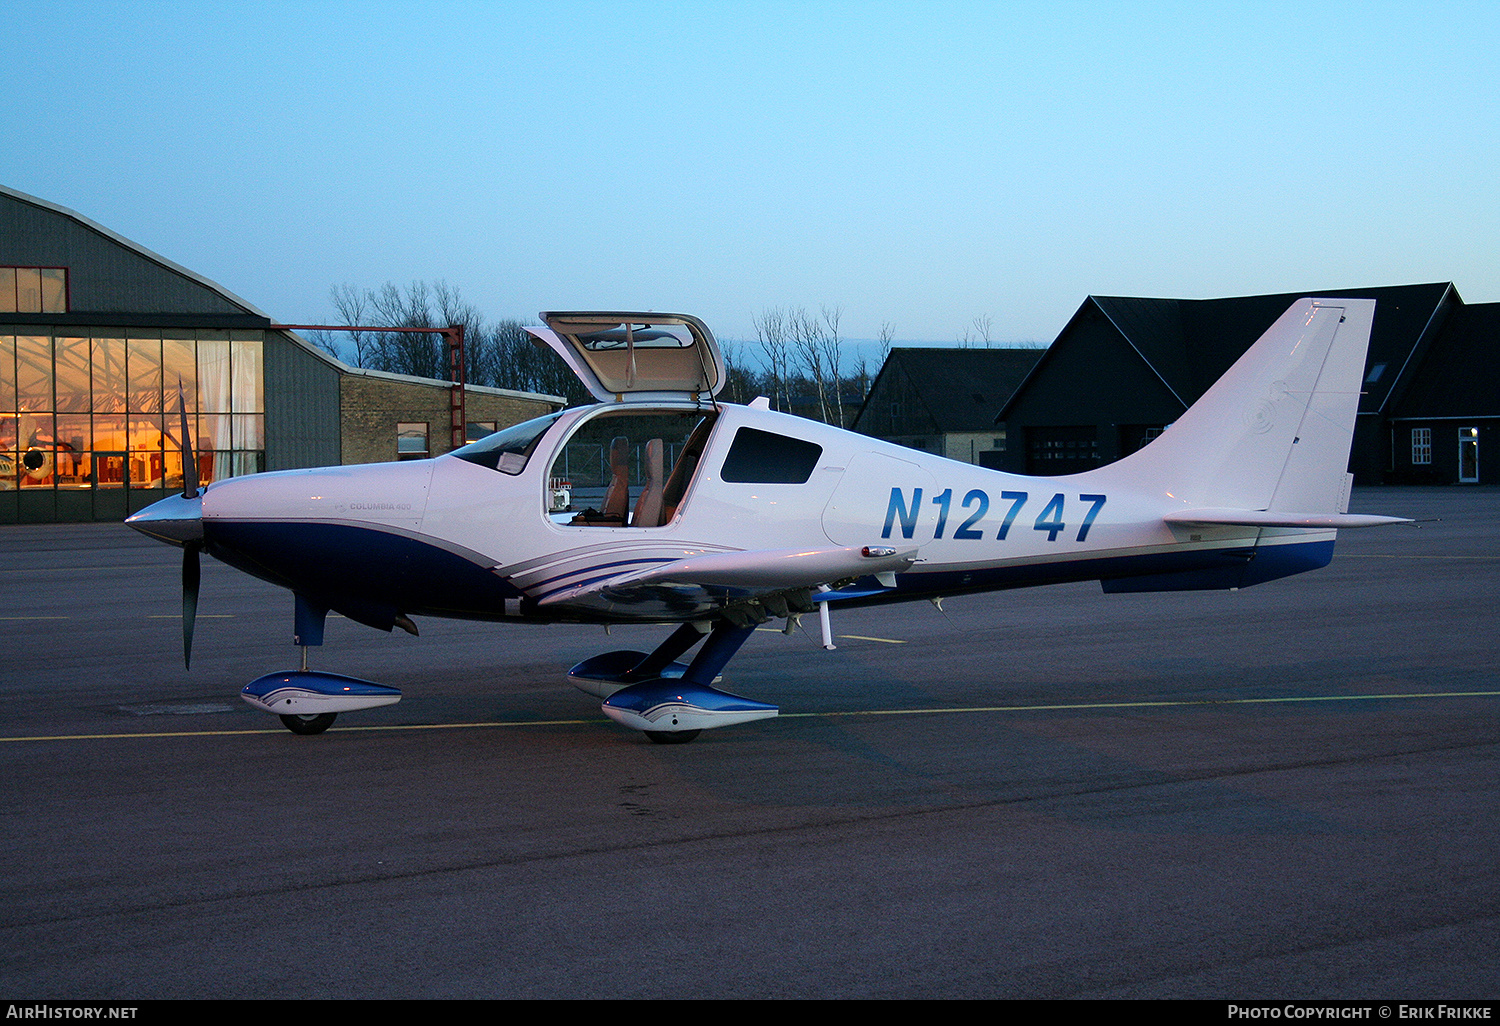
(960, 314), (994, 349)
(789, 307), (830, 423)
(719, 339), (760, 406)
(753, 307), (792, 413)
(817, 305), (845, 427)
(325, 283), (373, 366)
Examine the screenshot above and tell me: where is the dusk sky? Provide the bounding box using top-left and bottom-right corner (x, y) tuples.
(4, 1), (1497, 346)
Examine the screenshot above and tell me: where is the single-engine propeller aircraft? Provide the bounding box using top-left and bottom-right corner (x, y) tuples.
(127, 299), (1406, 742)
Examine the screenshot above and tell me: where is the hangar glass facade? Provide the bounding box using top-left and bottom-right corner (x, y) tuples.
(1, 328), (265, 502)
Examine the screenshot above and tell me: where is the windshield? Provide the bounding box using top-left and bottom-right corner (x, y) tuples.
(449, 412), (563, 474)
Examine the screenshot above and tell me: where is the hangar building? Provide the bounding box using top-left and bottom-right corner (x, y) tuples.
(1, 185), (562, 523)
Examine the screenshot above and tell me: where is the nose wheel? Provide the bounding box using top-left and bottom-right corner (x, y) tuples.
(279, 712), (337, 735)
(644, 729), (701, 745)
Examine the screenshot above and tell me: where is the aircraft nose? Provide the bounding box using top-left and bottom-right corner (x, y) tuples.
(125, 492), (204, 546)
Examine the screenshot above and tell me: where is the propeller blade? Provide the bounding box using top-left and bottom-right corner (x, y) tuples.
(176, 379), (199, 500)
(182, 541), (201, 670)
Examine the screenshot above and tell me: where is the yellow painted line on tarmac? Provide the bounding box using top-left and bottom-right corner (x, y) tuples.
(1340, 553), (1500, 560)
(146, 614), (235, 619)
(4, 690), (1497, 744)
(779, 689), (1500, 719)
(0, 564), (167, 573)
(0, 718), (599, 743)
(754, 627), (905, 644)
(0, 615), (236, 621)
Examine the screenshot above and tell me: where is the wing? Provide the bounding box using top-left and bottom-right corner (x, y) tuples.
(534, 544), (918, 618)
(1163, 509), (1411, 528)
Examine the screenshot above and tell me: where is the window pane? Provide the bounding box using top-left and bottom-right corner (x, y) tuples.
(230, 337), (263, 412)
(163, 448), (185, 492)
(231, 413), (263, 450)
(231, 450), (263, 477)
(15, 336), (51, 412)
(95, 453), (125, 489)
(93, 414), (126, 453)
(127, 335), (162, 413)
(128, 415), (163, 488)
(19, 411), (51, 449)
(92, 336), (126, 412)
(56, 413), (91, 490)
(196, 413), (229, 450)
(0, 336), (14, 411)
(128, 416), (164, 487)
(55, 413), (90, 454)
(198, 337), (230, 412)
(162, 334), (196, 412)
(56, 446), (91, 490)
(55, 336), (91, 413)
(14, 268), (41, 313)
(40, 269), (67, 313)
(397, 422), (429, 454)
(0, 269), (15, 313)
(18, 412), (54, 488)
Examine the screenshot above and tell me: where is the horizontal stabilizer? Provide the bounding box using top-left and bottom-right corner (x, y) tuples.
(1164, 509), (1411, 529)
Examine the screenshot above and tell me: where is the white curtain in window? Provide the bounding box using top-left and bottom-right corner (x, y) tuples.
(198, 339), (231, 482)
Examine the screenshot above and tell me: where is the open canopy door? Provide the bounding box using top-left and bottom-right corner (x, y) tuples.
(527, 311), (726, 404)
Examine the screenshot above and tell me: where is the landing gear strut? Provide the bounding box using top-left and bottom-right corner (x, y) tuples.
(238, 594), (403, 734)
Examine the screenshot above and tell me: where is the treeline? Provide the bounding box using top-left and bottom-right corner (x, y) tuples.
(310, 283), (898, 425)
(306, 281), (593, 405)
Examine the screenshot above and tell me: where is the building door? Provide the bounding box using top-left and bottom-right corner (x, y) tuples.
(1459, 428), (1479, 483)
(93, 451), (127, 521)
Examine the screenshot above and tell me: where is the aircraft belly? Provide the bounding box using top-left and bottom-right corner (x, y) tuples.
(205, 519), (524, 620)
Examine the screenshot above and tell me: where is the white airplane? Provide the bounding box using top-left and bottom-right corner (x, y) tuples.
(127, 299), (1407, 742)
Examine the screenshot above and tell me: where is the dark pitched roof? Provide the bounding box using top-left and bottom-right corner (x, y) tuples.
(1006, 283), (1456, 420)
(1391, 302), (1500, 418)
(858, 347), (1043, 434)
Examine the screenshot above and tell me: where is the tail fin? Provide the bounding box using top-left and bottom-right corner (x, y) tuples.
(1115, 298), (1381, 520)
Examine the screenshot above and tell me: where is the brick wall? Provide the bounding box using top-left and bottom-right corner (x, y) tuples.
(340, 372), (560, 464)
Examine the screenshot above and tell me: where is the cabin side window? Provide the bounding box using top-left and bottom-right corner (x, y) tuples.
(718, 427), (823, 484)
(547, 409), (717, 527)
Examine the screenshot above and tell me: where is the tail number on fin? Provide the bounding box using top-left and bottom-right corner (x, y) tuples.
(881, 488), (1107, 543)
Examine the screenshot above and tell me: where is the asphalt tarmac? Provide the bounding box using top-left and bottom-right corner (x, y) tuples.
(1, 487), (1496, 999)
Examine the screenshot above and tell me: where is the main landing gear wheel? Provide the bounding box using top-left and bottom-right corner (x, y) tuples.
(279, 712), (337, 735)
(644, 729), (701, 745)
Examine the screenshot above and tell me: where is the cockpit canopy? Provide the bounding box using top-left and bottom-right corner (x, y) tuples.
(527, 311), (725, 403)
